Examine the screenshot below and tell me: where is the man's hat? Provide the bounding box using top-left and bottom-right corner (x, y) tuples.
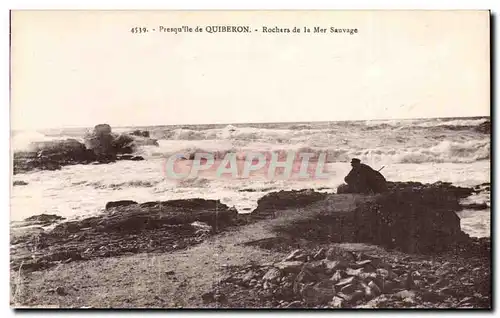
(351, 158), (361, 164)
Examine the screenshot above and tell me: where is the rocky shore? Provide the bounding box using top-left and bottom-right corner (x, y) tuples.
(13, 124), (158, 174)
(10, 181), (491, 308)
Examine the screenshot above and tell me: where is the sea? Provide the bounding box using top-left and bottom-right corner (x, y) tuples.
(11, 116), (491, 238)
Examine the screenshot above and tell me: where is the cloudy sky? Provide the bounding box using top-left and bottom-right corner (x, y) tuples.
(11, 10), (490, 129)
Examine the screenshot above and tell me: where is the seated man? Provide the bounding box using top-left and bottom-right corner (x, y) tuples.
(337, 158), (388, 194)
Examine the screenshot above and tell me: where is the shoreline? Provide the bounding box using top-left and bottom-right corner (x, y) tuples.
(10, 181), (491, 308)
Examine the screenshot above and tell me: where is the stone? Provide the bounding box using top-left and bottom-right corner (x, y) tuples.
(263, 268), (281, 282)
(295, 268), (317, 284)
(284, 300), (303, 308)
(324, 260), (347, 273)
(329, 271), (343, 284)
(346, 268), (364, 277)
(421, 291), (446, 303)
(326, 246), (356, 262)
(367, 281), (382, 296)
(328, 296), (345, 308)
(301, 283), (336, 306)
(23, 214), (65, 226)
(241, 271), (255, 283)
(313, 248), (326, 260)
(275, 261), (304, 273)
(55, 286), (67, 296)
(284, 249), (304, 261)
(340, 283), (357, 294)
(335, 276), (355, 288)
(395, 290), (416, 301)
(13, 180), (28, 186)
(433, 278), (450, 289)
(105, 200), (138, 210)
(304, 260), (326, 273)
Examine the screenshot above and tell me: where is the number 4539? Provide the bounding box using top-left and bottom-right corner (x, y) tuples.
(131, 27), (148, 33)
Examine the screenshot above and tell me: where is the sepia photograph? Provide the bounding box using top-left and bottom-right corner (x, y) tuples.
(9, 10), (491, 309)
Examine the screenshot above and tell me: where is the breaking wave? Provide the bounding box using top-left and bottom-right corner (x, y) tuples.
(141, 138), (489, 164)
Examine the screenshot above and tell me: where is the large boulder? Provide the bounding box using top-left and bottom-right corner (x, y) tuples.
(354, 182), (473, 253)
(84, 124), (116, 162)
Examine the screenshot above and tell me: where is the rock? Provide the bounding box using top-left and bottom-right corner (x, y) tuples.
(129, 130), (151, 138)
(324, 260), (347, 273)
(55, 286), (67, 296)
(251, 189), (328, 219)
(340, 283), (357, 294)
(328, 296), (345, 308)
(263, 268), (281, 282)
(304, 260), (326, 273)
(367, 281), (382, 296)
(329, 271), (343, 284)
(275, 261), (304, 273)
(421, 291), (446, 303)
(105, 200), (138, 210)
(14, 138), (96, 174)
(295, 268), (317, 284)
(337, 290), (365, 303)
(13, 180), (28, 186)
(335, 276), (355, 288)
(201, 291), (214, 303)
(284, 249), (305, 262)
(23, 214), (65, 226)
(84, 124), (116, 161)
(52, 199), (237, 234)
(346, 268), (364, 277)
(241, 271), (255, 283)
(131, 156), (145, 161)
(313, 248), (326, 260)
(353, 259), (372, 268)
(355, 181), (474, 253)
(405, 271), (415, 289)
(433, 278), (450, 289)
(301, 283), (335, 306)
(460, 203), (488, 210)
(395, 290), (416, 301)
(284, 300), (303, 308)
(326, 246), (356, 262)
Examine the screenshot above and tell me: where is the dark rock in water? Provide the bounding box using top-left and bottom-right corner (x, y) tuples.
(116, 154), (145, 161)
(250, 189), (327, 220)
(117, 154), (134, 160)
(475, 121), (490, 134)
(129, 130), (150, 138)
(111, 134), (136, 154)
(105, 200), (138, 210)
(13, 180), (28, 186)
(24, 214), (66, 226)
(14, 139), (96, 174)
(460, 203), (488, 210)
(84, 124), (116, 161)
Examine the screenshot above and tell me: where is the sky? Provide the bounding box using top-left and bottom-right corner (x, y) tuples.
(10, 10), (490, 130)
